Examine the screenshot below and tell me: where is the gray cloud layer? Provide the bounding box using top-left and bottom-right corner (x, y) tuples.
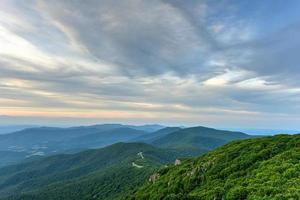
(0, 0), (300, 128)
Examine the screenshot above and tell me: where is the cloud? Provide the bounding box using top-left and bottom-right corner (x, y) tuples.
(35, 0), (217, 77)
(0, 0), (300, 128)
(243, 23), (300, 85)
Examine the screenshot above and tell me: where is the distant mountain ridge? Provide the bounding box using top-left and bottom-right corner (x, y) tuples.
(0, 124), (162, 167)
(130, 126), (253, 159)
(150, 126), (251, 150)
(0, 124), (254, 167)
(0, 125), (37, 135)
(131, 127), (182, 143)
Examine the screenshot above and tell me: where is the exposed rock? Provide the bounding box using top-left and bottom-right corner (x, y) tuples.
(175, 159), (181, 165)
(149, 173), (160, 183)
(187, 167), (197, 176)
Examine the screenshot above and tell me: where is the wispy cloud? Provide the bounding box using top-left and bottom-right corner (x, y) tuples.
(0, 0), (300, 128)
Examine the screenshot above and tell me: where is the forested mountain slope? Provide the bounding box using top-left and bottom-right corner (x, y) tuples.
(131, 127), (182, 143)
(131, 134), (300, 200)
(0, 142), (191, 200)
(152, 126), (252, 150)
(0, 125), (252, 168)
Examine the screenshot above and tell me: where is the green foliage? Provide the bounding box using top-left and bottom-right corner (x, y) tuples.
(152, 126), (252, 150)
(131, 134), (300, 200)
(131, 127), (182, 143)
(0, 142), (187, 200)
(2, 131), (297, 200)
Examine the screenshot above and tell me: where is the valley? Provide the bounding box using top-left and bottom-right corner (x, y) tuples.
(1, 124), (298, 200)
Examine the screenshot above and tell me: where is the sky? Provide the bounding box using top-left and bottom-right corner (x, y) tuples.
(0, 0), (300, 129)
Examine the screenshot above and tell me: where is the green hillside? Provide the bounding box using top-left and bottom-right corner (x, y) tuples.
(131, 134), (300, 200)
(133, 126), (250, 158)
(131, 127), (182, 143)
(3, 126), (293, 200)
(152, 126), (252, 150)
(0, 142), (192, 200)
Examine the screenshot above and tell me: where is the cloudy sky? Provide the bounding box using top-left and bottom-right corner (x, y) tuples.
(1, 0), (300, 128)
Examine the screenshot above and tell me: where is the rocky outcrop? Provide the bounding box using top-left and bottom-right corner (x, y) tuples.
(174, 159), (181, 165)
(149, 173), (160, 183)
